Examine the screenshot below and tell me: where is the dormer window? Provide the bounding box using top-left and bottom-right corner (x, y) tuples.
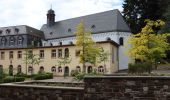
(6, 29), (11, 34)
(68, 28), (71, 32)
(1, 37), (6, 46)
(17, 36), (23, 45)
(0, 30), (2, 35)
(59, 42), (62, 45)
(119, 37), (124, 46)
(15, 28), (19, 33)
(50, 32), (53, 35)
(91, 25), (96, 29)
(9, 36), (15, 46)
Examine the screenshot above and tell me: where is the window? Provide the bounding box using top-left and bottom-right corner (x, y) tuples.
(17, 36), (23, 45)
(1, 37), (6, 46)
(15, 28), (19, 33)
(51, 49), (56, 58)
(59, 42), (62, 45)
(39, 50), (44, 59)
(76, 66), (81, 72)
(9, 51), (13, 59)
(91, 25), (96, 29)
(50, 32), (53, 35)
(106, 37), (111, 41)
(17, 51), (22, 59)
(28, 66), (33, 73)
(64, 48), (69, 58)
(6, 29), (11, 34)
(17, 65), (22, 73)
(58, 49), (62, 58)
(51, 66), (56, 72)
(68, 28), (71, 32)
(1, 52), (5, 60)
(98, 66), (104, 73)
(39, 66), (44, 73)
(75, 50), (80, 57)
(9, 36), (15, 46)
(58, 66), (62, 73)
(0, 30), (2, 34)
(119, 37), (124, 45)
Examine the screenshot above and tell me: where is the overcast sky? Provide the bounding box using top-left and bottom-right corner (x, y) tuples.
(0, 0), (123, 29)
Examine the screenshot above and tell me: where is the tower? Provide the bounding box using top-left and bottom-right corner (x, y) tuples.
(47, 8), (55, 27)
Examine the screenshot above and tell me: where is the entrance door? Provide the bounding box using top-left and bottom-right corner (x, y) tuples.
(64, 66), (69, 76)
(9, 65), (13, 76)
(87, 66), (92, 73)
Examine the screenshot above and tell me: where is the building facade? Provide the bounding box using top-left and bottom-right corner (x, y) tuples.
(0, 9), (131, 76)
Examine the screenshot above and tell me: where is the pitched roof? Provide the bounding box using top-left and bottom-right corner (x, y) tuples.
(41, 9), (130, 40)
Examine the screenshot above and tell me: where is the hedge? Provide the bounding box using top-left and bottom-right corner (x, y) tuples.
(3, 76), (25, 83)
(33, 73), (53, 80)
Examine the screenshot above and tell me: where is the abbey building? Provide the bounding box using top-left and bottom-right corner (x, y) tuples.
(0, 9), (131, 76)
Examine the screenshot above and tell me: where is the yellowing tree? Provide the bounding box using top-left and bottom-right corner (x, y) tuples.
(75, 20), (100, 73)
(128, 19), (170, 72)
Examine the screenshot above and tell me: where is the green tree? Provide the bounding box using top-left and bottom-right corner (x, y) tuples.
(122, 0), (164, 34)
(128, 19), (170, 73)
(75, 21), (100, 72)
(23, 50), (42, 75)
(98, 47), (110, 73)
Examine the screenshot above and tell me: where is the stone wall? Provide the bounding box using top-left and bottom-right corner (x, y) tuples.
(0, 84), (84, 100)
(84, 76), (170, 100)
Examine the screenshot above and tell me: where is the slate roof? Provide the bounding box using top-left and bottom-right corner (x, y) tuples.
(41, 9), (130, 40)
(0, 25), (44, 38)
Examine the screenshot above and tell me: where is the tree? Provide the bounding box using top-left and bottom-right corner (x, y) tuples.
(128, 19), (170, 73)
(97, 47), (110, 73)
(75, 21), (100, 72)
(57, 57), (72, 67)
(23, 50), (42, 75)
(122, 0), (164, 34)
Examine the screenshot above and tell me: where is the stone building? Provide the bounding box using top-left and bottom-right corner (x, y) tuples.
(0, 9), (131, 76)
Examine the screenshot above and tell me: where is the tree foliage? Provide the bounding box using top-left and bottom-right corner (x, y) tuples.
(75, 21), (100, 72)
(128, 20), (170, 67)
(57, 57), (72, 66)
(122, 0), (165, 34)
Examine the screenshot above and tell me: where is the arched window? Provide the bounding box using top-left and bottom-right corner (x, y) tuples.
(87, 66), (92, 73)
(28, 66), (33, 73)
(58, 66), (62, 73)
(64, 66), (69, 76)
(1, 37), (6, 46)
(17, 65), (22, 73)
(39, 66), (44, 73)
(65, 48), (69, 58)
(51, 66), (56, 72)
(17, 36), (23, 45)
(9, 36), (15, 46)
(76, 66), (81, 72)
(9, 65), (13, 76)
(6, 29), (11, 34)
(119, 37), (124, 45)
(98, 66), (104, 73)
(106, 37), (111, 41)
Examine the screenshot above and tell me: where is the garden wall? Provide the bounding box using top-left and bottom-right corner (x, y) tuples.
(84, 76), (170, 100)
(1, 76), (170, 100)
(0, 84), (84, 100)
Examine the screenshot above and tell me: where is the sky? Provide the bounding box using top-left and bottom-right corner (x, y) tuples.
(0, 0), (123, 29)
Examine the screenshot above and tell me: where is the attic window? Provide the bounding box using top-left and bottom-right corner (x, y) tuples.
(0, 30), (2, 34)
(91, 25), (96, 29)
(50, 32), (53, 35)
(68, 29), (71, 32)
(6, 29), (11, 34)
(15, 28), (19, 33)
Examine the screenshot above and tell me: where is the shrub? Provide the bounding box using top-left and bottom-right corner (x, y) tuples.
(74, 72), (85, 81)
(33, 73), (53, 80)
(128, 62), (151, 74)
(3, 76), (25, 83)
(15, 72), (27, 77)
(71, 70), (79, 77)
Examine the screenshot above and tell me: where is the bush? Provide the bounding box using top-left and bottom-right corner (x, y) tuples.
(74, 72), (85, 81)
(15, 72), (27, 77)
(71, 70), (79, 77)
(128, 62), (151, 74)
(33, 73), (53, 80)
(3, 76), (25, 83)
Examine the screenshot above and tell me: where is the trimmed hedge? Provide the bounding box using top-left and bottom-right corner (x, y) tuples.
(33, 73), (53, 80)
(128, 62), (151, 74)
(3, 76), (25, 83)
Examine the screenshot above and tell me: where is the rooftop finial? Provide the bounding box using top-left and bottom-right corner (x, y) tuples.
(51, 4), (52, 9)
